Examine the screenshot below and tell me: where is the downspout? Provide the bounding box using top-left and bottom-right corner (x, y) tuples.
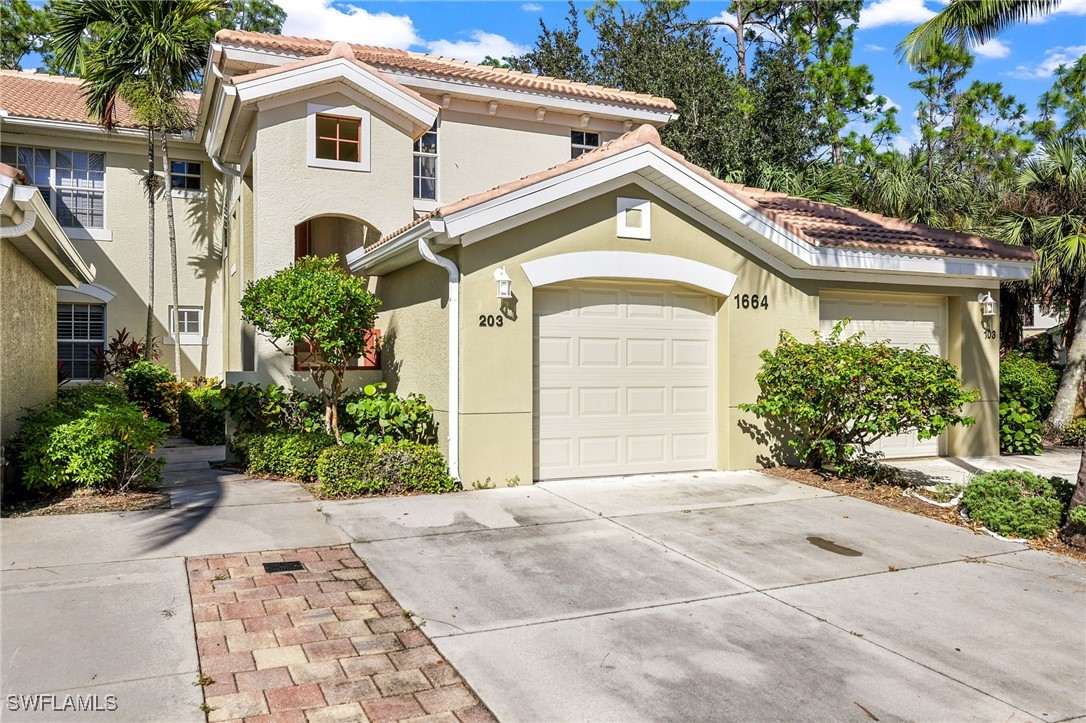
(417, 238), (460, 481)
(0, 210), (35, 237)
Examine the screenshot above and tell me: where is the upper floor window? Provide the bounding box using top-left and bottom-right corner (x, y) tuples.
(1, 145), (105, 230)
(307, 104), (370, 172)
(170, 161), (202, 191)
(169, 305), (204, 345)
(413, 122), (438, 201)
(315, 114), (362, 163)
(571, 130), (600, 159)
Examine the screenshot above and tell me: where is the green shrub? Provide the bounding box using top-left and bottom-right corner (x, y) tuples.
(962, 470), (1073, 539)
(1058, 417), (1086, 446)
(740, 321), (979, 469)
(179, 382), (226, 445)
(216, 382), (327, 435)
(11, 397), (167, 492)
(342, 382), (437, 445)
(1000, 352), (1059, 415)
(122, 360), (179, 425)
(999, 400), (1045, 455)
(317, 442), (457, 498)
(56, 383), (128, 412)
(241, 431), (335, 481)
(1069, 505), (1086, 527)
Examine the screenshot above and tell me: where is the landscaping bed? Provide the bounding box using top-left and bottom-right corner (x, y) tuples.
(2, 488), (170, 518)
(764, 465), (1086, 563)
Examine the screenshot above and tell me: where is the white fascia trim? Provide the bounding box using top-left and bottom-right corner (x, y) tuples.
(346, 218), (445, 273)
(0, 116), (198, 145)
(205, 84), (239, 161)
(58, 283), (115, 303)
(385, 74), (674, 124)
(234, 57), (438, 132)
(444, 145), (1034, 282)
(523, 252), (737, 297)
(10, 184), (95, 284)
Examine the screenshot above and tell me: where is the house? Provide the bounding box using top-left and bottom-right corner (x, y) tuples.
(0, 162), (95, 442)
(0, 30), (1035, 483)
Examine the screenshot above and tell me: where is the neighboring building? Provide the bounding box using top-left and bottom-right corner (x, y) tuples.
(0, 30), (1037, 483)
(0, 162), (95, 443)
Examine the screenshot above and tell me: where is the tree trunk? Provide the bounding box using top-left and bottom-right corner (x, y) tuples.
(145, 127), (156, 357)
(734, 0), (747, 84)
(1058, 439), (1086, 549)
(1047, 274), (1086, 429)
(161, 129), (182, 379)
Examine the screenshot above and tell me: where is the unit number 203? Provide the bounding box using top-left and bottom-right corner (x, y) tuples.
(735, 294), (769, 310)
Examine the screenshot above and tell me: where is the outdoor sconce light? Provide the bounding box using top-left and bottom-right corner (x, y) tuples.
(494, 266), (513, 299)
(978, 291), (997, 317)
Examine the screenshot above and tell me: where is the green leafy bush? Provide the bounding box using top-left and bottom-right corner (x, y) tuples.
(237, 431), (335, 481)
(999, 400), (1045, 455)
(122, 360), (179, 425)
(342, 382), (437, 445)
(317, 442), (457, 498)
(179, 382), (226, 445)
(962, 470), (1073, 538)
(215, 382), (328, 435)
(740, 322), (979, 469)
(1058, 417), (1086, 446)
(10, 390), (167, 492)
(998, 353), (1060, 455)
(1069, 504), (1086, 527)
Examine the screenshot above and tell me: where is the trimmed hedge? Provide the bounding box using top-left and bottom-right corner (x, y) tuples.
(317, 442), (457, 498)
(962, 470), (1073, 539)
(999, 352), (1060, 455)
(235, 431), (335, 481)
(179, 385), (226, 445)
(9, 384), (167, 492)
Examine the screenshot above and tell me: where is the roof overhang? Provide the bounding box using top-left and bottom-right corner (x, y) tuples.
(0, 175), (95, 286)
(350, 144), (1034, 288)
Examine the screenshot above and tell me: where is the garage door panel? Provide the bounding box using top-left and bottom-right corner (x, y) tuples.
(535, 282), (716, 480)
(820, 293), (946, 459)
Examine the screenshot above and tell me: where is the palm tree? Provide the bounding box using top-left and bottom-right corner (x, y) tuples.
(996, 139), (1086, 430)
(898, 0), (1063, 65)
(52, 0), (219, 375)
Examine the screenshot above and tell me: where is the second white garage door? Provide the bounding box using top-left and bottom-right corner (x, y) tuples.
(534, 282), (716, 481)
(820, 293), (947, 459)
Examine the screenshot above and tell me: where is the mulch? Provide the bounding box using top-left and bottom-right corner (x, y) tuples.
(762, 465), (1086, 564)
(1, 488), (171, 518)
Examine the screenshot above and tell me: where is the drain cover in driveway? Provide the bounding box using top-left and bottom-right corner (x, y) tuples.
(263, 561), (305, 573)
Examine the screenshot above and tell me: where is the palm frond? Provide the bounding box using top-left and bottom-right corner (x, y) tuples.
(898, 0), (1062, 66)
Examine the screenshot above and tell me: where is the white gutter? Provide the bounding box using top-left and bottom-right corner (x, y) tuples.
(416, 237), (460, 482)
(0, 210), (35, 237)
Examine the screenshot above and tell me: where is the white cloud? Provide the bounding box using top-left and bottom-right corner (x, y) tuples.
(971, 38), (1010, 58)
(521, 3), (542, 11)
(859, 0), (935, 29)
(708, 10), (776, 39)
(427, 31), (531, 63)
(864, 43), (886, 52)
(1007, 44), (1086, 78)
(1051, 0), (1086, 16)
(280, 0), (421, 48)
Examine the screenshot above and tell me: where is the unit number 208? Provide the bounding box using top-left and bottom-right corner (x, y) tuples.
(735, 294), (769, 310)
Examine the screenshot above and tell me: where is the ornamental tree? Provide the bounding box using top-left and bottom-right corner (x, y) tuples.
(740, 320), (980, 470)
(240, 255), (380, 443)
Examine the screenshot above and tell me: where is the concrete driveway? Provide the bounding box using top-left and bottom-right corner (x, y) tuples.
(323, 471), (1086, 723)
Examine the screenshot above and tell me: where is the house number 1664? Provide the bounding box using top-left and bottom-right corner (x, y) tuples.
(735, 294), (769, 310)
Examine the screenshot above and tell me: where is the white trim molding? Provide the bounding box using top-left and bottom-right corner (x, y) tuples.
(306, 103), (372, 172)
(58, 283), (115, 303)
(522, 252), (738, 297)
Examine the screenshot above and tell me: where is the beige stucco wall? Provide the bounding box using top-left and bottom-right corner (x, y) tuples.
(416, 184), (1002, 483)
(0, 241), (59, 441)
(0, 125), (224, 380)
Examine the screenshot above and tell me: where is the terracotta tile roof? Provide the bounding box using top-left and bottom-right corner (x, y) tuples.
(371, 124), (1035, 264)
(230, 41), (440, 115)
(215, 29), (676, 113)
(0, 162), (26, 182)
(0, 70), (200, 130)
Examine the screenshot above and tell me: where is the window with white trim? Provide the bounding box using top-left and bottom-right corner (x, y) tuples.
(169, 306), (204, 344)
(571, 130), (600, 159)
(170, 161), (202, 191)
(57, 302), (105, 380)
(413, 122), (438, 201)
(1, 145), (105, 230)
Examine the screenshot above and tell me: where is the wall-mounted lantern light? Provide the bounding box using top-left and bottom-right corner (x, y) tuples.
(977, 291), (997, 317)
(494, 266), (513, 299)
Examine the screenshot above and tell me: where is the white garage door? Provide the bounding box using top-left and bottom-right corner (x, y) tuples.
(534, 282), (716, 481)
(820, 293), (947, 459)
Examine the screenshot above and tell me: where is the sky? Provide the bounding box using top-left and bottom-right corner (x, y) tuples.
(20, 0), (1086, 152)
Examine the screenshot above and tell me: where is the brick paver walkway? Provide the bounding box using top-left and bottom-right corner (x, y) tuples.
(187, 546), (495, 723)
